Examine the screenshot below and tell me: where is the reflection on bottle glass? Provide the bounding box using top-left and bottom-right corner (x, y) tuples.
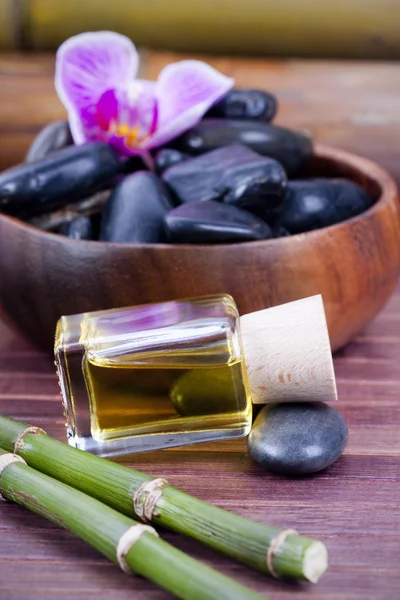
(55, 295), (252, 457)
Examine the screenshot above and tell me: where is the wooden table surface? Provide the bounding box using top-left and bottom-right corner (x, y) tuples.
(0, 53), (400, 600)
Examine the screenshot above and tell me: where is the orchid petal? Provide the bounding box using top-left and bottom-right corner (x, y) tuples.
(155, 60), (234, 140)
(54, 33), (235, 156)
(96, 89), (119, 131)
(67, 110), (87, 144)
(143, 108), (203, 150)
(55, 31), (138, 140)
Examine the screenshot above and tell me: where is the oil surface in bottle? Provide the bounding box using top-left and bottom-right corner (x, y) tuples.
(55, 294), (253, 456)
(84, 357), (250, 442)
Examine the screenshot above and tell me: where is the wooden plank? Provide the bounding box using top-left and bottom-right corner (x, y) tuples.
(1, 555), (399, 600)
(3, 499), (400, 536)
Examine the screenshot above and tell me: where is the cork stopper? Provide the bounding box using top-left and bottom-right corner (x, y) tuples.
(239, 295), (337, 404)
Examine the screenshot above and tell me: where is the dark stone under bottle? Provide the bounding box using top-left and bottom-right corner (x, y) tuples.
(248, 402), (348, 475)
(0, 142), (120, 217)
(174, 119), (313, 176)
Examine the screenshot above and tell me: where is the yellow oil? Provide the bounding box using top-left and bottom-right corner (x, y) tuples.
(83, 358), (251, 442)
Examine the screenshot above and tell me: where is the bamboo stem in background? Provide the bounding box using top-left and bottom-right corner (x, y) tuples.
(0, 447), (266, 600)
(0, 415), (328, 583)
(2, 0), (400, 59)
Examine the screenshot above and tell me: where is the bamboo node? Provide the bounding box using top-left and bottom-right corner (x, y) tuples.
(0, 453), (26, 501)
(266, 528), (298, 578)
(133, 478), (168, 522)
(13, 426), (47, 454)
(116, 524), (159, 573)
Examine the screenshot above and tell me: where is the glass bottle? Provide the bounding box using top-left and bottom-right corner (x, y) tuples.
(54, 294), (336, 457)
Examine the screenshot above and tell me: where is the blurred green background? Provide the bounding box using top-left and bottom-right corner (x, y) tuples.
(2, 0), (400, 58)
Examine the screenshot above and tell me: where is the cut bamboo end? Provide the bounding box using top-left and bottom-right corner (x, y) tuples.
(240, 295), (337, 404)
(303, 541), (329, 583)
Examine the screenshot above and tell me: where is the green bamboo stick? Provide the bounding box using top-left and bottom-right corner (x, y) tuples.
(0, 415), (328, 583)
(0, 447), (266, 600)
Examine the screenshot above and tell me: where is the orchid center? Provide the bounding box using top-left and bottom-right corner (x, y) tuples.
(96, 85), (158, 151)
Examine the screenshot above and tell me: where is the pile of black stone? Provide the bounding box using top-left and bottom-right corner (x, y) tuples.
(0, 89), (374, 243)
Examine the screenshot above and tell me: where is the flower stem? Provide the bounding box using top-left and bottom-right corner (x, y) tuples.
(141, 150), (155, 171)
(0, 415), (328, 583)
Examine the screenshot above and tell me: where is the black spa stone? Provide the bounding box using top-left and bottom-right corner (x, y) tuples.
(206, 89), (277, 122)
(174, 119), (313, 176)
(217, 157), (286, 217)
(58, 215), (93, 240)
(155, 149), (190, 174)
(25, 120), (73, 163)
(164, 200), (272, 244)
(119, 155), (147, 174)
(0, 142), (120, 217)
(278, 179), (374, 234)
(162, 144), (286, 215)
(247, 402), (348, 475)
(100, 171), (174, 243)
(271, 225), (291, 238)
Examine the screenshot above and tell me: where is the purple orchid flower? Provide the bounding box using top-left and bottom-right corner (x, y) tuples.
(55, 31), (234, 157)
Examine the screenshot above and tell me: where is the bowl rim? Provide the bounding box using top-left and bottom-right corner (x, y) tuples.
(0, 143), (398, 250)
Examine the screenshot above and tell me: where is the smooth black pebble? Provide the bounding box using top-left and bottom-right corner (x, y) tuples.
(217, 156), (286, 217)
(58, 215), (93, 240)
(271, 225), (291, 238)
(174, 119), (312, 176)
(163, 144), (286, 215)
(100, 172), (174, 243)
(278, 179), (374, 234)
(164, 200), (272, 244)
(118, 155), (147, 174)
(0, 142), (120, 217)
(248, 402), (348, 475)
(155, 149), (190, 174)
(25, 120), (73, 163)
(206, 89), (277, 122)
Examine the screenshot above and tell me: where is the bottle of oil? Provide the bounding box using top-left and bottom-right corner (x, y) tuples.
(55, 294), (336, 457)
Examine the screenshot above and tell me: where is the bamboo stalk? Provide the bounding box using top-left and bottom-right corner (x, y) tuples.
(4, 0), (400, 59)
(0, 415), (328, 583)
(0, 447), (266, 600)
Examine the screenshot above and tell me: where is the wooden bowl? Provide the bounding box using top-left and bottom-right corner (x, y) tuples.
(0, 143), (399, 352)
